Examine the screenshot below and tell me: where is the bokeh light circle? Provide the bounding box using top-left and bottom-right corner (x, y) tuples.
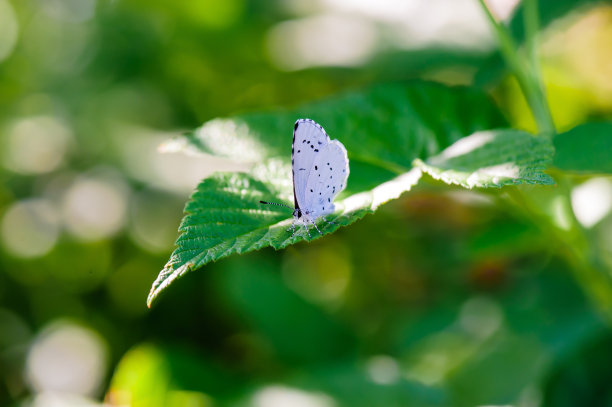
(1, 199), (60, 258)
(25, 320), (108, 397)
(61, 170), (130, 242)
(2, 116), (72, 175)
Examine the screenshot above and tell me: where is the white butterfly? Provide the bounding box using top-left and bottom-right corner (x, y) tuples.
(261, 118), (349, 237)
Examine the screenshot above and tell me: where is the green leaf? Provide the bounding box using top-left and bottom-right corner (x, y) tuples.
(147, 82), (509, 306)
(553, 122), (612, 174)
(147, 168), (423, 307)
(164, 81), (507, 172)
(109, 343), (243, 406)
(415, 129), (555, 188)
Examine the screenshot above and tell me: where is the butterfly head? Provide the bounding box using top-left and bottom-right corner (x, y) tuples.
(293, 207), (303, 219)
(294, 206), (319, 222)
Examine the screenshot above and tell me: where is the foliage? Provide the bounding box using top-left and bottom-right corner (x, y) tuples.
(1, 0), (612, 406)
(553, 122), (612, 174)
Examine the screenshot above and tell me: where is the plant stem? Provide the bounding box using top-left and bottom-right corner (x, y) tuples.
(480, 0), (612, 324)
(505, 186), (612, 325)
(523, 0), (540, 75)
(522, 0), (555, 135)
(477, 0), (555, 135)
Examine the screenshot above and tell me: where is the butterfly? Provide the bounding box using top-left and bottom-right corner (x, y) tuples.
(260, 118), (349, 237)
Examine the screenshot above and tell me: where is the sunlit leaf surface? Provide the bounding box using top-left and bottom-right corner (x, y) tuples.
(164, 82), (507, 170)
(415, 130), (555, 188)
(147, 168), (422, 307)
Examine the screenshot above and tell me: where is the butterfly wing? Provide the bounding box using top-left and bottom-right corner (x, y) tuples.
(292, 119), (330, 211)
(304, 139), (349, 217)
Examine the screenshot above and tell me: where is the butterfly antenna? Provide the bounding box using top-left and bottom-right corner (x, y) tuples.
(259, 201), (293, 209)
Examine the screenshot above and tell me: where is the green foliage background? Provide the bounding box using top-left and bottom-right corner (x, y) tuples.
(0, 1), (612, 406)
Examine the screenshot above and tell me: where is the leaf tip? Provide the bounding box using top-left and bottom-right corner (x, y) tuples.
(146, 290), (156, 309)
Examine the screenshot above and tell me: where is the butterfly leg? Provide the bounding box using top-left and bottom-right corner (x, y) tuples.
(302, 221), (312, 239)
(312, 220), (323, 235)
(289, 219), (299, 237)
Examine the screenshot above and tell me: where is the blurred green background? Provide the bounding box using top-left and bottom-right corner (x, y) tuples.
(1, 0), (612, 406)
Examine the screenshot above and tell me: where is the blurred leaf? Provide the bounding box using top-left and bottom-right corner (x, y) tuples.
(499, 261), (608, 355)
(165, 81), (507, 170)
(366, 48), (494, 79)
(217, 256), (356, 364)
(446, 262), (607, 406)
(385, 259), (607, 406)
(447, 334), (549, 407)
(474, 0), (604, 86)
(509, 0), (605, 43)
(108, 343), (242, 406)
(289, 363), (448, 407)
(552, 122), (612, 174)
(542, 333), (612, 407)
(415, 130), (555, 188)
(466, 220), (544, 257)
(108, 344), (171, 407)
